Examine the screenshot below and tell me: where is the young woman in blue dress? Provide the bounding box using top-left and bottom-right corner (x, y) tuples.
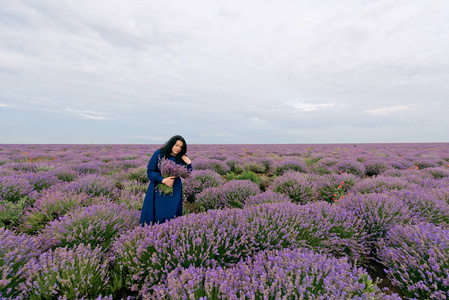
(139, 135), (192, 226)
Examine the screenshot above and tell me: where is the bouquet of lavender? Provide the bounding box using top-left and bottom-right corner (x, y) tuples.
(156, 158), (190, 195)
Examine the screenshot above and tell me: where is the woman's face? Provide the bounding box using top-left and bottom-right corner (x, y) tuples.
(171, 140), (183, 156)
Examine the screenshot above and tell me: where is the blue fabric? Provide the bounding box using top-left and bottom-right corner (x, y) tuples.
(139, 149), (192, 226)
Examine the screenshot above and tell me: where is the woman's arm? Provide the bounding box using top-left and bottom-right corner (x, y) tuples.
(147, 150), (165, 183)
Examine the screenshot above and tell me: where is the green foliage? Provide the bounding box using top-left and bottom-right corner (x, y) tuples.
(241, 162), (267, 173)
(0, 198), (32, 229)
(127, 167), (149, 184)
(226, 171), (262, 185)
(359, 274), (376, 294)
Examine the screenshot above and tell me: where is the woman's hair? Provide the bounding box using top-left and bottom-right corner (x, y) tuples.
(159, 135), (187, 163)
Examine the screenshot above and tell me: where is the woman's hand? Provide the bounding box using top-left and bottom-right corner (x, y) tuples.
(182, 155), (191, 164)
(162, 176), (175, 187)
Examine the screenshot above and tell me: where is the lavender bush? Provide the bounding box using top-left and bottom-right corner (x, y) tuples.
(414, 158), (443, 169)
(41, 202), (140, 249)
(389, 158), (413, 170)
(117, 189), (146, 211)
(224, 156), (243, 172)
(121, 180), (148, 195)
(126, 166), (149, 184)
(53, 167), (78, 182)
(275, 159), (308, 175)
(23, 171), (61, 191)
(0, 197), (34, 229)
(314, 173), (358, 203)
(349, 176), (411, 195)
(195, 180), (260, 211)
(111, 201), (369, 295)
(389, 188), (449, 227)
(72, 161), (105, 175)
(21, 244), (112, 299)
(424, 166), (449, 179)
(8, 162), (38, 173)
(429, 186), (449, 204)
(1, 143), (448, 298)
(316, 157), (339, 169)
(0, 175), (35, 202)
(338, 193), (413, 244)
(183, 170), (224, 203)
(270, 172), (317, 204)
(376, 223), (449, 299)
(239, 159), (268, 173)
(0, 228), (43, 299)
(333, 160), (366, 177)
(65, 174), (118, 198)
(150, 248), (400, 300)
(19, 190), (90, 234)
(193, 158), (231, 175)
(364, 159), (390, 176)
(244, 190), (291, 207)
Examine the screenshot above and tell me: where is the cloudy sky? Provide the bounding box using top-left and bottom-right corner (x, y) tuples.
(1, 0), (448, 144)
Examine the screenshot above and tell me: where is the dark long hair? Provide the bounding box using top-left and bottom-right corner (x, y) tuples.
(159, 135), (187, 163)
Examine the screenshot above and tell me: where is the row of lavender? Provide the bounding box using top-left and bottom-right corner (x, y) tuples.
(1, 143), (449, 299)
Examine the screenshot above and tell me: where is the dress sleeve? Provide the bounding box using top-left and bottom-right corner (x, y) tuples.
(147, 150), (165, 183)
(186, 163), (193, 173)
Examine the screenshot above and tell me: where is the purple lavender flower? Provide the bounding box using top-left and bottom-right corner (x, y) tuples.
(376, 223), (449, 299)
(19, 190), (90, 234)
(0, 175), (34, 202)
(53, 166), (79, 182)
(23, 171), (61, 191)
(269, 171), (317, 204)
(274, 159), (308, 175)
(332, 160), (366, 177)
(41, 202), (140, 249)
(65, 174), (118, 198)
(314, 173), (359, 203)
(192, 158), (231, 175)
(158, 158), (190, 179)
(349, 176), (412, 195)
(424, 167), (449, 179)
(111, 201), (369, 295)
(21, 244), (111, 299)
(126, 166), (149, 184)
(364, 159), (390, 176)
(156, 158), (190, 195)
(195, 180), (260, 210)
(244, 190), (291, 207)
(388, 188), (449, 227)
(183, 170), (224, 203)
(150, 248), (401, 300)
(8, 162), (38, 173)
(0, 228), (43, 299)
(238, 156), (272, 174)
(224, 155), (244, 172)
(338, 193), (413, 244)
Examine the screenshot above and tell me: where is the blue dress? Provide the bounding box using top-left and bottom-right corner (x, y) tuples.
(139, 149), (193, 226)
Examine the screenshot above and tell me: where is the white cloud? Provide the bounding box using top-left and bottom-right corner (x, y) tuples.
(363, 105), (412, 116)
(0, 104), (7, 107)
(66, 108), (112, 120)
(0, 1), (448, 143)
(287, 101), (334, 112)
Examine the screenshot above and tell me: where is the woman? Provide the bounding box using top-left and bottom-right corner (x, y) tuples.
(140, 135), (192, 226)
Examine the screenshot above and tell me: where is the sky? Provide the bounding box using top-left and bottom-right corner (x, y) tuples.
(1, 0), (448, 144)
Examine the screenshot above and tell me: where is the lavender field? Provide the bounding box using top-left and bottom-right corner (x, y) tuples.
(1, 143), (449, 299)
